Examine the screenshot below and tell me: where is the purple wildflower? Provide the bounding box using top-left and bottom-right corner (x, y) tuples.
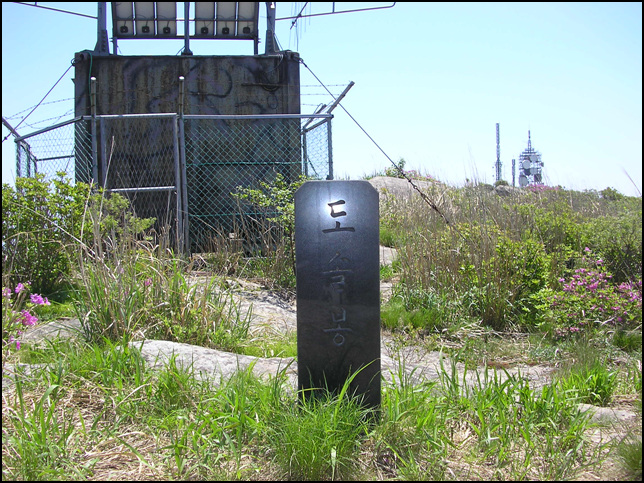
(30, 293), (50, 305)
(19, 310), (38, 326)
(8, 336), (20, 351)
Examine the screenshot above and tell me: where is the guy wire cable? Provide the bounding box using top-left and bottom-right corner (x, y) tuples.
(299, 57), (462, 237)
(3, 61), (74, 143)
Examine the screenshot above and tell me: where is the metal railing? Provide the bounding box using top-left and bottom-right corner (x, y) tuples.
(14, 112), (333, 253)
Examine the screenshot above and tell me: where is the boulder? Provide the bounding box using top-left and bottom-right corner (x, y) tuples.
(367, 176), (438, 201)
(129, 339), (298, 388)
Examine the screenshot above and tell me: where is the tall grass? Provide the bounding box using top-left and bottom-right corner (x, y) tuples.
(63, 182), (253, 350)
(2, 336), (608, 480)
(73, 233), (252, 351)
(379, 178), (642, 334)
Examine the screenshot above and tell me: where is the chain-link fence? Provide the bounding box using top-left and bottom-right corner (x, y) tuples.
(15, 118), (93, 181)
(97, 114), (181, 241)
(13, 113), (333, 253)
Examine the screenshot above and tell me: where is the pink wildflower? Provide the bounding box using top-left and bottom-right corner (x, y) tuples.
(8, 336), (20, 350)
(30, 293), (50, 305)
(19, 310), (38, 326)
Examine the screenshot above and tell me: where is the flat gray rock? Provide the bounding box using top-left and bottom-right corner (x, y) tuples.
(577, 403), (639, 424)
(129, 339), (298, 388)
(129, 339), (430, 390)
(19, 317), (83, 344)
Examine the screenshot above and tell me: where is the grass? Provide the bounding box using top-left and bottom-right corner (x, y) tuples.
(2, 171), (641, 480)
(615, 396), (642, 481)
(5, 333), (633, 481)
(239, 330), (297, 359)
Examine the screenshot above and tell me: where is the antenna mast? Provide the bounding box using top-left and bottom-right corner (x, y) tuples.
(495, 123), (502, 182)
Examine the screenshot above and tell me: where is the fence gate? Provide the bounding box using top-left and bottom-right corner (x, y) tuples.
(98, 114), (182, 246)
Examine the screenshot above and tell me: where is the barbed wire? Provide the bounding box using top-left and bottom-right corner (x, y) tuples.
(5, 84), (345, 125)
(2, 62), (74, 143)
(5, 97), (76, 120)
(301, 84), (347, 88)
(21, 109), (76, 130)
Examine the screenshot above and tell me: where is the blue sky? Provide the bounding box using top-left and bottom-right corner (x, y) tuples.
(2, 2), (642, 195)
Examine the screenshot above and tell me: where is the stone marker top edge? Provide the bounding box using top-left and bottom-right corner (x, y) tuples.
(295, 179), (378, 195)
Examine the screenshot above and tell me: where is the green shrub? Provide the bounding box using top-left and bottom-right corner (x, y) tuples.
(2, 174), (90, 297)
(2, 173), (155, 298)
(516, 200), (584, 253)
(232, 173), (308, 291)
(452, 228), (551, 330)
(580, 206), (642, 284)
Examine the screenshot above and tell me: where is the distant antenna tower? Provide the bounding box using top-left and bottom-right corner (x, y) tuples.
(495, 123), (502, 182)
(518, 130), (544, 187)
(511, 158), (516, 187)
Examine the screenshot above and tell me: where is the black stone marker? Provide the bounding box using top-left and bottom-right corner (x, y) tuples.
(295, 180), (380, 408)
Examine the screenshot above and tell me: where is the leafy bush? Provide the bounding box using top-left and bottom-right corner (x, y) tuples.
(533, 248), (642, 338)
(2, 173), (155, 298)
(232, 173), (308, 290)
(580, 206), (642, 283)
(434, 226), (551, 330)
(515, 199), (584, 253)
(2, 174), (91, 297)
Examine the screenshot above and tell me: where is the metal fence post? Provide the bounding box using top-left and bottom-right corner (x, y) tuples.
(172, 114), (184, 253)
(302, 129), (309, 177)
(91, 77), (99, 184)
(178, 77), (190, 254)
(99, 117), (107, 187)
(327, 118), (333, 180)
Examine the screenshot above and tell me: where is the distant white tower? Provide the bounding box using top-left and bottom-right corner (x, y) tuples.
(518, 131), (544, 187)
